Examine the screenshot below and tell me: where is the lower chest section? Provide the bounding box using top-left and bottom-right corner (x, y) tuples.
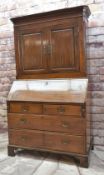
(8, 102), (87, 154)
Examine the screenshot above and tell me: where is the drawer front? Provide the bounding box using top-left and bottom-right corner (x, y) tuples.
(9, 130), (85, 154)
(8, 114), (85, 135)
(43, 116), (85, 135)
(45, 133), (85, 154)
(43, 104), (82, 116)
(8, 114), (43, 131)
(9, 102), (43, 114)
(9, 129), (43, 148)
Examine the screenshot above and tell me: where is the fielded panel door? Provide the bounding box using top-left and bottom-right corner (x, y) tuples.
(47, 20), (80, 73)
(16, 27), (48, 76)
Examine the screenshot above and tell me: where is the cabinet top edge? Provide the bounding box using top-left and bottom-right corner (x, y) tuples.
(11, 5), (91, 24)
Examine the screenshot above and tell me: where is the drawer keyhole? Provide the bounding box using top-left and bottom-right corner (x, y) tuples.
(57, 106), (65, 114)
(20, 118), (27, 124)
(22, 105), (29, 112)
(62, 122), (69, 128)
(62, 140), (70, 145)
(21, 136), (27, 141)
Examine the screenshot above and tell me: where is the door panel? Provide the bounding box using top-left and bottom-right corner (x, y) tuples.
(19, 29), (48, 74)
(22, 33), (44, 70)
(49, 23), (80, 73)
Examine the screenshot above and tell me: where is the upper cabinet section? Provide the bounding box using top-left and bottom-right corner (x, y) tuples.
(11, 6), (90, 79)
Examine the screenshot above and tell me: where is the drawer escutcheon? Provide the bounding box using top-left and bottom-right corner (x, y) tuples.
(61, 122), (70, 128)
(62, 140), (70, 145)
(21, 136), (27, 141)
(20, 118), (27, 124)
(57, 106), (65, 114)
(21, 105), (29, 112)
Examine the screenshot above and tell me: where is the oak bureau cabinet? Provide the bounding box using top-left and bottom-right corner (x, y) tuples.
(7, 6), (91, 168)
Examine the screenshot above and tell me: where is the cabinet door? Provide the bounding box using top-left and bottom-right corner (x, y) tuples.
(17, 28), (48, 76)
(48, 22), (80, 73)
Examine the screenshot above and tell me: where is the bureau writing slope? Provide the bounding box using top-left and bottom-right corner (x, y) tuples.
(7, 6), (91, 168)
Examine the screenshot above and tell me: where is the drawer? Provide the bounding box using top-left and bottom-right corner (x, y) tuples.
(45, 132), (85, 154)
(8, 114), (85, 135)
(43, 116), (85, 135)
(8, 114), (43, 131)
(9, 129), (43, 148)
(9, 102), (43, 114)
(9, 130), (85, 154)
(43, 104), (82, 116)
